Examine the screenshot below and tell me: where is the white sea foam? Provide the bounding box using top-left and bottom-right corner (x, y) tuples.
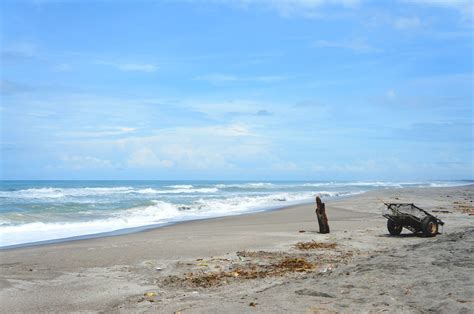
(427, 182), (465, 188)
(165, 185), (194, 189)
(0, 187), (67, 199)
(0, 187), (135, 199)
(302, 182), (405, 188)
(215, 182), (276, 189)
(0, 186), (218, 199)
(136, 187), (218, 194)
(2, 180), (466, 247)
(0, 189), (363, 247)
(247, 182), (275, 187)
(0, 201), (182, 247)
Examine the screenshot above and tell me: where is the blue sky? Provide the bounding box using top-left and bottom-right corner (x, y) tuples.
(1, 0), (472, 180)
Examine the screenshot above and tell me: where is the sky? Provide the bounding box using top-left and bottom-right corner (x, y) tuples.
(0, 0), (473, 181)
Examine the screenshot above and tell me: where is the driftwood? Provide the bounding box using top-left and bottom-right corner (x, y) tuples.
(315, 196), (330, 234)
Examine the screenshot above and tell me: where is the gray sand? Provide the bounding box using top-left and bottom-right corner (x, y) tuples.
(0, 185), (473, 313)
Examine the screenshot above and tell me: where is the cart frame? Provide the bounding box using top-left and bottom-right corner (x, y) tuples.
(382, 203), (444, 237)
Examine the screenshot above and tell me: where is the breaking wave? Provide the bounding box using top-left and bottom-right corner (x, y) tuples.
(0, 190), (361, 247)
(0, 186), (219, 200)
(1, 180), (469, 247)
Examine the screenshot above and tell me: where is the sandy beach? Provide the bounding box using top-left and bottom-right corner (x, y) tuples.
(1, 185), (473, 313)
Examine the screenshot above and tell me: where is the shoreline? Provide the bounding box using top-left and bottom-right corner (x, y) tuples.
(0, 185), (472, 312)
(0, 199), (314, 251)
(0, 190), (367, 250)
(3, 183), (470, 250)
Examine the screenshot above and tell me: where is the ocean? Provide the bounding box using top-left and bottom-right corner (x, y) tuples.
(0, 180), (469, 247)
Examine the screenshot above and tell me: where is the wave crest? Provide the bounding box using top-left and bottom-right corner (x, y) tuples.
(0, 186), (218, 199)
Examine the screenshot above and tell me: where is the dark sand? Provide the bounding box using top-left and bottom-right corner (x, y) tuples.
(1, 185), (473, 313)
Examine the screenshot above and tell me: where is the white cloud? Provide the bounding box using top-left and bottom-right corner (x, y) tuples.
(270, 0), (360, 16)
(402, 0), (474, 21)
(196, 74), (288, 84)
(1, 42), (40, 67)
(117, 63), (158, 72)
(312, 159), (378, 173)
(118, 127), (137, 133)
(53, 63), (73, 72)
(127, 148), (174, 168)
(393, 16), (422, 29)
(0, 80), (34, 94)
(272, 161), (299, 171)
(60, 155), (115, 170)
(228, 0), (361, 18)
(110, 124), (271, 170)
(312, 38), (379, 53)
(183, 99), (280, 120)
(1, 42), (38, 59)
(97, 61), (158, 72)
(210, 124), (257, 137)
(66, 127), (137, 138)
(386, 89), (396, 100)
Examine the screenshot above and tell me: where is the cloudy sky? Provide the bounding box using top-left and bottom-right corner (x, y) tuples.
(1, 0), (472, 180)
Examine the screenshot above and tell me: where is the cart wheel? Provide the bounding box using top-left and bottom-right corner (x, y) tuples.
(422, 217), (438, 237)
(387, 219), (402, 235)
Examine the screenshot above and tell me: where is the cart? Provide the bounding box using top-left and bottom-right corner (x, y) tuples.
(383, 203), (444, 237)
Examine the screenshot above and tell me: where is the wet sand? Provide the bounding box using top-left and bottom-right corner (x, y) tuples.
(0, 185), (473, 313)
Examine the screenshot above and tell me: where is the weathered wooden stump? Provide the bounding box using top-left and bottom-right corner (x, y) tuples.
(315, 196), (330, 234)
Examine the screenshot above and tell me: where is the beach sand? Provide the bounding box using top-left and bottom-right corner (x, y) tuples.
(0, 185), (473, 313)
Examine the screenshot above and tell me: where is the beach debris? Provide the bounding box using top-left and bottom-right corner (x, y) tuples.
(178, 257), (318, 288)
(295, 289), (334, 298)
(294, 240), (337, 250)
(315, 196), (330, 234)
(143, 291), (158, 302)
(155, 267), (163, 271)
(277, 257), (315, 272)
(453, 201), (474, 215)
(197, 262), (209, 267)
(298, 230), (306, 233)
(306, 306), (338, 314)
(161, 247), (355, 289)
(249, 302), (258, 307)
(318, 264), (334, 273)
(237, 250), (285, 260)
(383, 203), (444, 237)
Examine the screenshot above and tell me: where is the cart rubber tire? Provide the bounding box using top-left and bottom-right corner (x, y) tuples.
(387, 219), (402, 235)
(422, 217), (438, 237)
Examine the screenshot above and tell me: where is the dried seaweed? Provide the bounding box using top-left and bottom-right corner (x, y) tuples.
(236, 250), (283, 259)
(182, 257), (317, 288)
(294, 241), (337, 250)
(453, 201), (474, 215)
(275, 257), (316, 272)
(160, 244), (355, 289)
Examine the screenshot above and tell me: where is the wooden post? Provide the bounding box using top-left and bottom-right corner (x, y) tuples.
(315, 196), (330, 234)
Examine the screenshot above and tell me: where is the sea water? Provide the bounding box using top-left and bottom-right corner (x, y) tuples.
(0, 180), (469, 247)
